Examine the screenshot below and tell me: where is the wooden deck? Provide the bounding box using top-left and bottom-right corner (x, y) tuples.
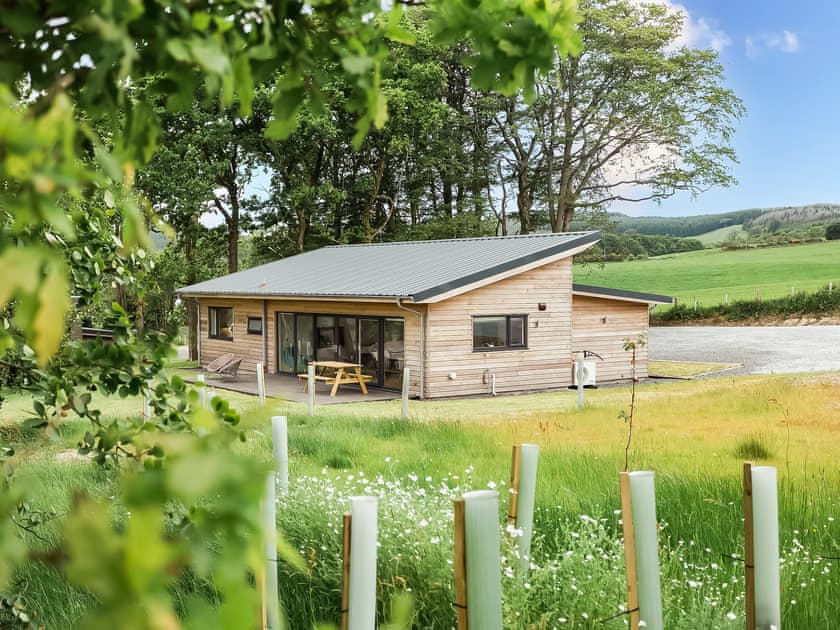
(178, 370), (400, 405)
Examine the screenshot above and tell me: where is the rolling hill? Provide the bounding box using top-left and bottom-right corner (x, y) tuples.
(600, 203), (840, 240)
(574, 239), (840, 307)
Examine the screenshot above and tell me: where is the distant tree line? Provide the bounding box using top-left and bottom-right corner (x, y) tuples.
(744, 204), (840, 232)
(606, 209), (764, 237)
(576, 232), (703, 262)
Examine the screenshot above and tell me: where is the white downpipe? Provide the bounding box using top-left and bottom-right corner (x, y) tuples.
(395, 299), (425, 400)
(490, 373), (497, 396)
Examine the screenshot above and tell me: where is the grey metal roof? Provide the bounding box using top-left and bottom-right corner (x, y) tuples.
(178, 231), (601, 302)
(572, 283), (673, 305)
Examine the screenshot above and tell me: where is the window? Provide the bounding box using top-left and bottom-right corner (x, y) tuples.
(209, 307), (234, 340)
(473, 315), (527, 351)
(247, 316), (263, 335)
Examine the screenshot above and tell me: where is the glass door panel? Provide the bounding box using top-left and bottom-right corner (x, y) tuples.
(296, 315), (314, 372)
(278, 313), (295, 373)
(316, 316), (337, 361)
(337, 317), (359, 364)
(359, 319), (380, 384)
(383, 318), (404, 389)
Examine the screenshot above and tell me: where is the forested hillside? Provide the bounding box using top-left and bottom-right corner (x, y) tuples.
(606, 209), (764, 236)
(606, 203), (840, 238)
(743, 203), (840, 231)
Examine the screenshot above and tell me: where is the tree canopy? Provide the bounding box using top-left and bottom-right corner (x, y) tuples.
(0, 1), (582, 626)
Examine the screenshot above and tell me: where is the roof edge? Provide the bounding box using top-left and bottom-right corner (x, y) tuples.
(412, 231), (601, 302)
(572, 283), (673, 305)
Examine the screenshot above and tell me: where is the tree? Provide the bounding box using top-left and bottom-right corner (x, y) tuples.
(0, 0), (582, 625)
(498, 0), (744, 233)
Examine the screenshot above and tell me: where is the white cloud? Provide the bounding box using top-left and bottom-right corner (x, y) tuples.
(745, 31), (800, 59)
(632, 0), (731, 52)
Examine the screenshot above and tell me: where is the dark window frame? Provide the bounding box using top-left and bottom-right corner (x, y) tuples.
(274, 312), (405, 391)
(472, 314), (528, 352)
(246, 316), (263, 335)
(208, 306), (234, 341)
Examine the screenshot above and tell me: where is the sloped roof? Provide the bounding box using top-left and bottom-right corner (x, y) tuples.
(572, 284), (672, 305)
(178, 231), (601, 302)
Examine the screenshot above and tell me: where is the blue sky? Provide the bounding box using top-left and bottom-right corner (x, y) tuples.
(616, 1), (840, 217)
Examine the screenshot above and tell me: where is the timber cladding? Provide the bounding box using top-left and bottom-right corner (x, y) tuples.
(571, 295), (650, 381)
(196, 266), (653, 397)
(425, 258), (575, 397)
(198, 298), (424, 395)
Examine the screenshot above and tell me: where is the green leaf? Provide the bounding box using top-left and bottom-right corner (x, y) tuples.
(341, 55), (373, 75)
(189, 39), (231, 75)
(32, 258), (70, 364)
(0, 247), (41, 306)
(165, 39), (192, 63)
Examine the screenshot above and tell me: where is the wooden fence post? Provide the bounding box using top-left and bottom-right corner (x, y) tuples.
(508, 444), (538, 574)
(743, 462), (755, 630)
(619, 472), (640, 630)
(507, 446), (522, 527)
(453, 498), (468, 630)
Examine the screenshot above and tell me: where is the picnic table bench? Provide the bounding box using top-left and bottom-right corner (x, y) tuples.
(297, 361), (373, 397)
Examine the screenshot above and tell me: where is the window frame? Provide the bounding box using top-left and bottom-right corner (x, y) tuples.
(246, 316), (263, 335)
(472, 314), (528, 352)
(208, 306), (234, 341)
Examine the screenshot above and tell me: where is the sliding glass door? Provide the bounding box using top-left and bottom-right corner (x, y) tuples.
(276, 313), (404, 389)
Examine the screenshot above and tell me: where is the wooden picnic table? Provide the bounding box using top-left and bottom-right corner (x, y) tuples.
(300, 360), (372, 397)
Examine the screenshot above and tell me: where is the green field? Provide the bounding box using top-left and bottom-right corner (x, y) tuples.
(3, 373), (840, 628)
(575, 240), (840, 307)
(692, 224), (749, 246)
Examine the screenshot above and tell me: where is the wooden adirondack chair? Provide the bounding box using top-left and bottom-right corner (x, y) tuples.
(203, 353), (234, 373)
(217, 357), (242, 380)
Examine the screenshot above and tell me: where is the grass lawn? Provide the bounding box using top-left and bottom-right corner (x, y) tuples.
(574, 239), (840, 307)
(3, 373), (840, 628)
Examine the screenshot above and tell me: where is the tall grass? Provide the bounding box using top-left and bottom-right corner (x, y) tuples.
(2, 374), (839, 627)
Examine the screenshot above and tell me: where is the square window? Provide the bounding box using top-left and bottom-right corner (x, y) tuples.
(209, 307), (234, 340)
(473, 315), (527, 351)
(247, 316), (263, 335)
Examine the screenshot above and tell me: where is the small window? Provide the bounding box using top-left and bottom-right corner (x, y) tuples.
(473, 315), (528, 351)
(247, 316), (263, 335)
(209, 307), (234, 340)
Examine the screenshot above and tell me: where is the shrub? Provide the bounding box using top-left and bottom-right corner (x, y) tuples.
(827, 223), (840, 240)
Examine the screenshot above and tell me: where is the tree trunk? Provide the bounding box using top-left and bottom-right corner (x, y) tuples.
(188, 299), (198, 361)
(227, 198), (239, 273)
(516, 166), (533, 234)
(134, 296), (144, 337)
(184, 221), (199, 361)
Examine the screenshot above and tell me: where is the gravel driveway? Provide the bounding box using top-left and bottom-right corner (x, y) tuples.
(648, 326), (840, 376)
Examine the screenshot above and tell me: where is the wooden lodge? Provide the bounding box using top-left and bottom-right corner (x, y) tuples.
(177, 232), (671, 399)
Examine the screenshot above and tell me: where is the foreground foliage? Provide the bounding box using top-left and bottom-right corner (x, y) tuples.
(0, 1), (581, 627)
